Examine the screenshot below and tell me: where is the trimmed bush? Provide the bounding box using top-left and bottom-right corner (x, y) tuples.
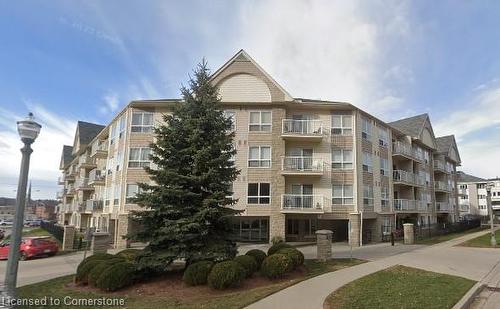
(88, 261), (113, 287)
(76, 253), (115, 276)
(233, 255), (258, 278)
(207, 261), (245, 290)
(267, 242), (293, 256)
(183, 261), (214, 286)
(115, 249), (142, 263)
(245, 249), (267, 267)
(260, 254), (293, 279)
(277, 248), (304, 268)
(75, 260), (102, 284)
(96, 262), (136, 291)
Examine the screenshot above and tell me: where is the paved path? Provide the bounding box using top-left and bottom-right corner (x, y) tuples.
(247, 229), (500, 309)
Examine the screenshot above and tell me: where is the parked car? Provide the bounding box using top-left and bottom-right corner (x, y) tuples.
(0, 220), (13, 226)
(0, 237), (59, 260)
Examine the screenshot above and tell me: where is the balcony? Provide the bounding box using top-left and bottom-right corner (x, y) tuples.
(90, 141), (108, 158)
(281, 119), (324, 141)
(393, 170), (424, 187)
(78, 155), (96, 170)
(434, 181), (451, 192)
(75, 178), (94, 191)
(85, 200), (104, 213)
(433, 160), (449, 174)
(56, 190), (64, 199)
(281, 157), (324, 176)
(436, 202), (450, 213)
(281, 194), (325, 213)
(65, 185), (75, 197)
(57, 175), (65, 185)
(459, 203), (469, 212)
(394, 199), (427, 212)
(88, 169), (106, 186)
(392, 142), (413, 160)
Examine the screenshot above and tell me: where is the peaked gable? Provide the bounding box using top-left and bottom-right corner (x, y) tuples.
(389, 113), (436, 149)
(210, 50), (293, 102)
(436, 135), (461, 164)
(72, 121), (105, 155)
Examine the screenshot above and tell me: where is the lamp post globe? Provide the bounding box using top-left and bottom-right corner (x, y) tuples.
(4, 112), (41, 300)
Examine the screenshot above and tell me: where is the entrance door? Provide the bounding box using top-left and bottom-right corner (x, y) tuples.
(290, 148), (313, 171)
(291, 184), (313, 208)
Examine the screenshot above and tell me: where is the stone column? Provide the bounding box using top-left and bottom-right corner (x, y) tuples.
(62, 225), (75, 251)
(91, 232), (110, 254)
(348, 213), (361, 247)
(403, 223), (415, 244)
(115, 214), (130, 249)
(269, 213), (286, 243)
(316, 230), (333, 261)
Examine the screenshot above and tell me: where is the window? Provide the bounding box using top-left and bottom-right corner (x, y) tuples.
(332, 149), (353, 169)
(331, 114), (352, 135)
(459, 184), (468, 189)
(131, 112), (154, 133)
(363, 186), (374, 207)
(381, 186), (390, 207)
(128, 147), (151, 168)
(126, 184), (141, 204)
(423, 149), (430, 163)
(332, 184), (354, 204)
(478, 194), (486, 199)
(110, 124), (117, 145)
(382, 217), (391, 235)
(380, 158), (389, 176)
(116, 151), (123, 171)
(287, 219), (299, 235)
(248, 146), (271, 167)
(247, 183), (270, 204)
(362, 118), (371, 140)
(113, 184), (120, 206)
(119, 115), (126, 139)
(224, 111), (236, 131)
(477, 183), (486, 189)
(249, 111), (271, 132)
(304, 218), (317, 236)
(226, 183), (234, 199)
(378, 127), (388, 147)
(362, 152), (373, 173)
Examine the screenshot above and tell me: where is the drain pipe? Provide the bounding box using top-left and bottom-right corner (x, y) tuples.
(360, 210), (363, 247)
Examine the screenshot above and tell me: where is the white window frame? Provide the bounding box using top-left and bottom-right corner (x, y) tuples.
(380, 157), (389, 176)
(331, 114), (352, 136)
(248, 146), (271, 168)
(362, 118), (372, 141)
(128, 147), (151, 168)
(249, 111), (272, 132)
(363, 185), (374, 206)
(110, 124), (117, 145)
(362, 152), (373, 173)
(332, 149), (353, 170)
(131, 112), (154, 133)
(381, 186), (390, 207)
(332, 184), (354, 205)
(119, 115), (126, 139)
(247, 183), (271, 204)
(378, 127), (388, 147)
(126, 183), (142, 204)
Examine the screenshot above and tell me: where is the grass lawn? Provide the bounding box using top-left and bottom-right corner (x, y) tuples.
(460, 231), (500, 248)
(415, 227), (486, 245)
(324, 265), (475, 309)
(3, 228), (52, 242)
(17, 258), (365, 309)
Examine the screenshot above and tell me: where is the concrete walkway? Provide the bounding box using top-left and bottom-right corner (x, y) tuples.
(247, 229), (500, 309)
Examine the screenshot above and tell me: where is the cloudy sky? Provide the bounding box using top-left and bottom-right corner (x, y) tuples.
(1, 1), (499, 199)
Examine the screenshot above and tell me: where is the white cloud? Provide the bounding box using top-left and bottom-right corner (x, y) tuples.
(0, 103), (76, 199)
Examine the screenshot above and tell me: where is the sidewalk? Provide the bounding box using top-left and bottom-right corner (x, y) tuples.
(247, 229), (500, 309)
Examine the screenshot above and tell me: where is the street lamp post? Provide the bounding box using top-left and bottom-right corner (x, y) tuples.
(4, 113), (41, 299)
(486, 182), (497, 247)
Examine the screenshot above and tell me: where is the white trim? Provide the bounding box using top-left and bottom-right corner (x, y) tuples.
(248, 145), (272, 168)
(247, 182), (271, 205)
(248, 110), (272, 132)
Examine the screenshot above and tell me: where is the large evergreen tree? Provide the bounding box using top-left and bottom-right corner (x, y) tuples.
(131, 60), (240, 271)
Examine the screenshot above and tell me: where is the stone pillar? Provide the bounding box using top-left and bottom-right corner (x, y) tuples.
(349, 213), (361, 247)
(316, 230), (333, 261)
(403, 223), (415, 244)
(115, 214), (130, 249)
(91, 232), (110, 254)
(62, 225), (75, 251)
(269, 213), (286, 244)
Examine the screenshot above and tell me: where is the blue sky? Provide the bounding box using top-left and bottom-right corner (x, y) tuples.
(0, 0), (499, 198)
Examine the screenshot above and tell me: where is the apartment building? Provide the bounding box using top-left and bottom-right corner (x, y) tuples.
(457, 172), (500, 218)
(56, 50), (462, 248)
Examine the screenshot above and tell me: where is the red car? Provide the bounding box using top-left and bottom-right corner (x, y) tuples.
(0, 237), (59, 260)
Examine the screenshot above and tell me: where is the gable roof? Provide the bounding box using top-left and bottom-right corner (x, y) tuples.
(435, 135), (461, 163)
(456, 171), (486, 183)
(210, 49), (293, 101)
(388, 113), (429, 138)
(76, 121), (105, 145)
(60, 145), (74, 169)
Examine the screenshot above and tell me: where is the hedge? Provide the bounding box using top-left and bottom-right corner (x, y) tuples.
(96, 262), (136, 291)
(183, 261), (214, 286)
(207, 261), (246, 290)
(267, 242), (293, 256)
(233, 255), (258, 278)
(245, 249), (267, 267)
(260, 254), (293, 279)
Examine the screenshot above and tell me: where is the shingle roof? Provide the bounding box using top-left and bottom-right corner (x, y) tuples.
(388, 113), (428, 138)
(77, 121), (105, 145)
(62, 145), (73, 165)
(435, 135), (455, 154)
(456, 171), (486, 183)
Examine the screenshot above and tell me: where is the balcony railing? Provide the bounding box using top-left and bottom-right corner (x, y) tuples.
(79, 155), (96, 169)
(281, 157), (324, 174)
(75, 178), (93, 190)
(393, 170), (424, 186)
(433, 160), (447, 172)
(66, 185), (75, 196)
(89, 169), (106, 185)
(436, 202), (450, 212)
(392, 141), (413, 158)
(394, 199), (426, 212)
(90, 141), (108, 158)
(459, 204), (469, 212)
(282, 119), (323, 137)
(85, 200), (104, 212)
(435, 181), (451, 192)
(281, 194), (324, 212)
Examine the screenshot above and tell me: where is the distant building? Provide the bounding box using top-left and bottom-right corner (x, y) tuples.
(34, 202), (56, 220)
(457, 172), (500, 218)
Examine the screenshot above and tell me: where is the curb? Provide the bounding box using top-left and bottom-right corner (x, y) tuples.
(452, 282), (486, 309)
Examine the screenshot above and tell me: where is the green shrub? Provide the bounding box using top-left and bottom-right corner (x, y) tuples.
(277, 248), (304, 268)
(245, 249), (267, 267)
(233, 255), (258, 278)
(96, 262), (136, 291)
(207, 261), (245, 290)
(271, 236), (284, 245)
(183, 261), (214, 286)
(260, 254), (293, 279)
(75, 260), (102, 284)
(267, 242), (293, 256)
(76, 253), (115, 275)
(115, 249), (142, 262)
